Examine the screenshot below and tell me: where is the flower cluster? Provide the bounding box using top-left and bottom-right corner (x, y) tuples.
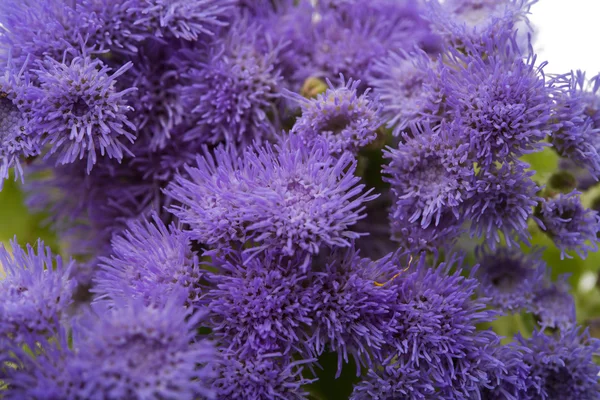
(1, 1), (600, 399)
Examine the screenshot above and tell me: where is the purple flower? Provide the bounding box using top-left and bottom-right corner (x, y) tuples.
(305, 1), (437, 85)
(289, 77), (383, 155)
(480, 344), (534, 400)
(0, 0), (85, 67)
(94, 213), (204, 308)
(119, 41), (185, 150)
(529, 275), (577, 331)
(466, 162), (540, 248)
(550, 71), (600, 179)
(518, 328), (600, 400)
(31, 55), (136, 172)
(73, 297), (216, 399)
(384, 253), (501, 396)
(205, 249), (314, 356)
(77, 0), (146, 54)
(370, 49), (443, 135)
(0, 55), (39, 188)
(474, 246), (547, 312)
(167, 134), (377, 259)
(125, 0), (235, 42)
(536, 191), (600, 259)
(182, 20), (284, 147)
(213, 350), (315, 400)
(308, 247), (399, 376)
(443, 41), (553, 165)
(0, 239), (76, 347)
(384, 122), (473, 229)
(350, 357), (436, 400)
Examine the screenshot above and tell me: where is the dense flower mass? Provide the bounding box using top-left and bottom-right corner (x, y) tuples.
(1, 0), (600, 399)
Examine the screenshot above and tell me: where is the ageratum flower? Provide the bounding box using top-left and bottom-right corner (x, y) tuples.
(370, 49), (443, 135)
(94, 213), (204, 308)
(385, 253), (501, 396)
(0, 239), (76, 347)
(32, 55), (136, 172)
(182, 20), (283, 147)
(73, 297), (216, 400)
(474, 246), (547, 312)
(530, 275), (577, 331)
(350, 357), (438, 400)
(518, 328), (600, 400)
(126, 0), (235, 41)
(78, 0), (146, 54)
(306, 0), (437, 85)
(0, 56), (38, 189)
(213, 351), (315, 400)
(466, 162), (540, 248)
(289, 77), (384, 155)
(443, 39), (554, 166)
(384, 122), (473, 229)
(309, 247), (398, 376)
(205, 249), (314, 356)
(550, 71), (600, 178)
(480, 344), (534, 400)
(167, 135), (376, 259)
(0, 0), (84, 66)
(120, 42), (185, 150)
(536, 190), (600, 259)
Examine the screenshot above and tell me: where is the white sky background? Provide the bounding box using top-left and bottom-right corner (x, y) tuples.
(529, 0), (600, 75)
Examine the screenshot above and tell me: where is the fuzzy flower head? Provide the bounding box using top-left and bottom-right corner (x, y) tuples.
(167, 135), (377, 259)
(444, 43), (553, 165)
(0, 240), (76, 346)
(474, 246), (547, 312)
(74, 297), (216, 400)
(466, 162), (540, 248)
(205, 249), (314, 356)
(290, 77), (384, 155)
(309, 247), (399, 376)
(183, 21), (283, 147)
(530, 275), (577, 331)
(94, 213), (204, 308)
(213, 351), (315, 400)
(536, 190), (600, 259)
(518, 328), (600, 400)
(550, 71), (600, 179)
(0, 56), (38, 188)
(32, 55), (136, 172)
(385, 254), (500, 395)
(127, 0), (235, 41)
(384, 123), (473, 229)
(370, 50), (442, 135)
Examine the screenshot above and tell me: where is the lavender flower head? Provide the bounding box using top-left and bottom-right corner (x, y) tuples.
(183, 20), (284, 147)
(0, 56), (38, 188)
(370, 49), (442, 135)
(31, 55), (136, 172)
(94, 213), (204, 308)
(443, 40), (553, 165)
(167, 134), (377, 259)
(518, 328), (600, 400)
(536, 190), (600, 259)
(289, 77), (384, 155)
(213, 351), (315, 400)
(0, 239), (76, 346)
(127, 0), (235, 41)
(73, 297), (216, 399)
(466, 162), (540, 248)
(474, 246), (547, 312)
(530, 275), (577, 331)
(382, 254), (501, 396)
(309, 247), (399, 376)
(384, 122), (473, 229)
(205, 249), (314, 356)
